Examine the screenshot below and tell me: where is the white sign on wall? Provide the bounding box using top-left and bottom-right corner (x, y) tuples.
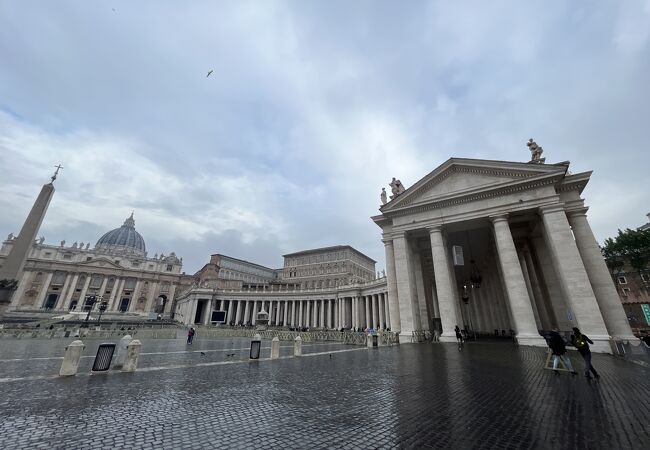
(452, 245), (464, 266)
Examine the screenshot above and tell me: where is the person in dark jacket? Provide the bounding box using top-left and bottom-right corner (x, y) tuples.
(547, 329), (577, 375)
(571, 327), (600, 379)
(454, 325), (463, 343)
(187, 327), (196, 345)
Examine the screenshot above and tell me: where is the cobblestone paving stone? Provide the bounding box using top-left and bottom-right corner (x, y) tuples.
(0, 340), (649, 449)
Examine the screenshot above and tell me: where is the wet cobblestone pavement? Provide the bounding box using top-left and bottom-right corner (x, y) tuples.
(0, 339), (649, 449)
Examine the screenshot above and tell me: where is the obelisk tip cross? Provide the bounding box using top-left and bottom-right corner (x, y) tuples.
(51, 164), (63, 183)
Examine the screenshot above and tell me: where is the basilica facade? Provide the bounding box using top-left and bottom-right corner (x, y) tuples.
(0, 213), (192, 318)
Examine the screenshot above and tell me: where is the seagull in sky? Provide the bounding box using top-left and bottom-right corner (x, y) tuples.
(206, 70), (213, 77)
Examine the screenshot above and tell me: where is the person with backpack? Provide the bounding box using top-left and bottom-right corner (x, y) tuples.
(547, 329), (577, 376)
(571, 327), (600, 379)
(187, 327), (196, 345)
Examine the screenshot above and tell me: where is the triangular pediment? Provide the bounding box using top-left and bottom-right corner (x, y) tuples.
(78, 257), (124, 269)
(381, 158), (568, 212)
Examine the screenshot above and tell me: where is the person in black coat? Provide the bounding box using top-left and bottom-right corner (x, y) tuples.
(571, 327), (600, 379)
(547, 329), (577, 375)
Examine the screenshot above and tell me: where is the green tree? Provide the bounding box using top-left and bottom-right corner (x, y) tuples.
(602, 228), (650, 276)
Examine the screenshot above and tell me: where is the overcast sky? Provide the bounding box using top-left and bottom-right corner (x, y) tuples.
(0, 1), (648, 274)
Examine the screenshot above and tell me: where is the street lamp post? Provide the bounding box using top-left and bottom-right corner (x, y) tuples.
(97, 300), (108, 326)
(83, 295), (96, 327)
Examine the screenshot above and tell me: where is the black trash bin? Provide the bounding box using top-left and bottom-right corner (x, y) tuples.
(372, 335), (378, 347)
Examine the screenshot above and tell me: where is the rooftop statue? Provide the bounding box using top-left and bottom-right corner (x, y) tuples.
(527, 138), (546, 164)
(380, 188), (387, 205)
(389, 177), (406, 200)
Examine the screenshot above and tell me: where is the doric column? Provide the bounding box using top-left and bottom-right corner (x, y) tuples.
(523, 246), (556, 330)
(383, 239), (402, 333)
(540, 205), (610, 351)
(252, 301), (258, 325)
(305, 301), (311, 328)
(313, 300), (318, 328)
(226, 300), (234, 324)
(491, 215), (545, 346)
(429, 227), (461, 341)
(393, 233), (420, 337)
(203, 299), (212, 325)
(378, 294), (385, 329)
(299, 301), (304, 327)
(517, 248), (542, 330)
(362, 295), (369, 329)
(384, 293), (390, 329)
(244, 300), (251, 325)
(411, 242), (428, 331)
(568, 209), (636, 341)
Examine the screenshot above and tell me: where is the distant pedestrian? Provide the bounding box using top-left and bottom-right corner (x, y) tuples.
(454, 325), (463, 343)
(571, 327), (599, 379)
(187, 327), (196, 345)
(547, 329), (577, 375)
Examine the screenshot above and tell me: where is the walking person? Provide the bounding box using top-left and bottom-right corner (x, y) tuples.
(455, 325), (464, 345)
(571, 327), (600, 379)
(187, 327), (196, 345)
(547, 329), (577, 375)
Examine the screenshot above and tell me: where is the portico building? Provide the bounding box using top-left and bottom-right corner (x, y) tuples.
(374, 157), (636, 353)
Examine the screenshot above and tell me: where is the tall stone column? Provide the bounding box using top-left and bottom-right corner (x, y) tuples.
(251, 301), (259, 326)
(363, 296), (369, 329)
(384, 293), (390, 329)
(568, 209), (636, 341)
(523, 246), (556, 329)
(226, 300), (234, 324)
(491, 215), (545, 346)
(393, 233), (419, 337)
(37, 272), (54, 308)
(429, 227), (460, 341)
(78, 275), (92, 307)
(411, 245), (428, 331)
(61, 273), (79, 310)
(203, 299), (213, 325)
(540, 205), (610, 352)
(299, 301), (304, 327)
(383, 240), (402, 333)
(378, 293), (385, 329)
(517, 248), (542, 330)
(244, 301), (251, 325)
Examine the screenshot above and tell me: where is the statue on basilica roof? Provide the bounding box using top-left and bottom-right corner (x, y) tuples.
(380, 188), (387, 205)
(389, 177), (406, 200)
(527, 138), (546, 164)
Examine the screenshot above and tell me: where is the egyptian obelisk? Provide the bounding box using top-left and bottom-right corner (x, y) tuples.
(0, 166), (60, 318)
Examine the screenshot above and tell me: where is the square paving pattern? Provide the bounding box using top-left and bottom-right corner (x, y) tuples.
(0, 339), (649, 449)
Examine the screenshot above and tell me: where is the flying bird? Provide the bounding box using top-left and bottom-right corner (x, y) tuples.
(206, 70), (214, 77)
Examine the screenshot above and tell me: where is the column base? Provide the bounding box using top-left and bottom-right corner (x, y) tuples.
(439, 333), (458, 343)
(515, 334), (548, 348)
(611, 333), (641, 345)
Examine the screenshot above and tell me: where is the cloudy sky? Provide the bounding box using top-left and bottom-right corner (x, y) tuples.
(0, 1), (648, 274)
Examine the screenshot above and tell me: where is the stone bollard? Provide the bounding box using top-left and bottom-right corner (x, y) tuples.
(366, 334), (373, 348)
(294, 335), (302, 357)
(122, 339), (142, 372)
(112, 335), (133, 369)
(59, 340), (85, 376)
(270, 336), (280, 359)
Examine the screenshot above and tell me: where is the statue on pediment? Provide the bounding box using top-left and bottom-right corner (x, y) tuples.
(7, 233), (14, 240)
(527, 138), (546, 164)
(85, 243), (90, 250)
(380, 188), (387, 205)
(60, 240), (65, 247)
(389, 178), (406, 200)
(72, 242), (78, 248)
(39, 236), (45, 244)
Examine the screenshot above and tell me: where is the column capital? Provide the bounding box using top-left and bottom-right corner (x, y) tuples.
(382, 239), (393, 246)
(489, 213), (509, 223)
(566, 207), (589, 218)
(428, 225), (443, 234)
(538, 204), (566, 215)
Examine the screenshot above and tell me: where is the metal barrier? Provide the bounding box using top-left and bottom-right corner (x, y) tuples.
(92, 343), (116, 371)
(194, 327), (398, 346)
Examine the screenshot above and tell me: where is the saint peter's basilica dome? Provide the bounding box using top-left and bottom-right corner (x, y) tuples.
(95, 213), (146, 256)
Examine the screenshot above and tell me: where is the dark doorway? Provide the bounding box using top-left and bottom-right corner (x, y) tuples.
(69, 300), (78, 310)
(43, 294), (58, 310)
(119, 298), (130, 312)
(194, 300), (205, 324)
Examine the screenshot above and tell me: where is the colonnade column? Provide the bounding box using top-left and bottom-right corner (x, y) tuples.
(429, 227), (460, 341)
(225, 300), (234, 325)
(567, 209), (636, 341)
(540, 205), (610, 350)
(384, 293), (390, 329)
(78, 275), (91, 306)
(378, 294), (385, 329)
(62, 273), (79, 310)
(392, 233), (420, 338)
(490, 215), (545, 345)
(299, 301), (304, 327)
(383, 239), (402, 333)
(252, 301), (258, 325)
(244, 301), (251, 326)
(283, 300), (289, 326)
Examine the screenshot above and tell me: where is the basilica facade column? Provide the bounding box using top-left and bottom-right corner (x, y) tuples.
(491, 215), (545, 345)
(540, 205), (610, 351)
(392, 233), (419, 337)
(383, 239), (402, 334)
(567, 209), (636, 341)
(429, 226), (460, 341)
(61, 273), (79, 310)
